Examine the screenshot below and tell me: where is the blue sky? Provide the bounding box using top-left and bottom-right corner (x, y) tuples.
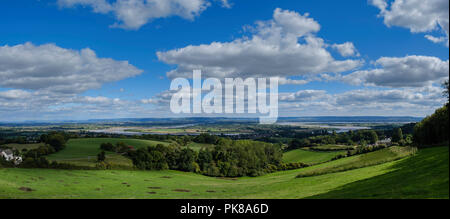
(0, 0), (448, 121)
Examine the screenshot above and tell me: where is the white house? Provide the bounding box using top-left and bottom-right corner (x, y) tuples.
(377, 138), (392, 146)
(0, 149), (23, 165)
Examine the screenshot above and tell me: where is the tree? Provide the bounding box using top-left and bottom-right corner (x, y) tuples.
(392, 128), (403, 143)
(368, 130), (378, 144)
(97, 151), (106, 162)
(287, 139), (310, 150)
(443, 80), (449, 101)
(100, 142), (115, 151)
(47, 134), (66, 152)
(413, 104), (449, 147)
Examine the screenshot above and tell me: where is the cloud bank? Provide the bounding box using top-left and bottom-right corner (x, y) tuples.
(58, 0), (231, 30)
(157, 8), (363, 79)
(370, 0), (449, 46)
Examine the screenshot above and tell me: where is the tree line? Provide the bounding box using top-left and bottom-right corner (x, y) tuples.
(124, 138), (284, 177)
(413, 81), (449, 147)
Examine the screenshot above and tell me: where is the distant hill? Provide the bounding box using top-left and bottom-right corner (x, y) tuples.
(0, 116), (423, 127)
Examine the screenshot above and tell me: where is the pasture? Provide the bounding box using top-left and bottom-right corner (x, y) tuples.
(45, 138), (170, 167)
(282, 149), (345, 165)
(1, 146), (447, 199)
(296, 146), (417, 178)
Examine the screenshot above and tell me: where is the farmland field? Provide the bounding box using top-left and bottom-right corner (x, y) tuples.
(45, 138), (170, 167)
(309, 144), (355, 151)
(282, 149), (345, 165)
(1, 146), (447, 199)
(296, 146), (417, 178)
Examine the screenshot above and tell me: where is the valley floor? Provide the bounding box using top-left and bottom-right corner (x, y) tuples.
(0, 147), (448, 199)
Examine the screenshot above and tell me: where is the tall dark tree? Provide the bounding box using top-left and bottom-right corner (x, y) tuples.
(443, 80), (449, 101)
(413, 81), (449, 147)
(97, 151), (106, 162)
(368, 130), (379, 144)
(392, 128), (403, 143)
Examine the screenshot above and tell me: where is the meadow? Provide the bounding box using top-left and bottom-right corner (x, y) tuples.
(45, 138), (170, 168)
(1, 144), (447, 199)
(282, 149), (345, 165)
(296, 146), (416, 178)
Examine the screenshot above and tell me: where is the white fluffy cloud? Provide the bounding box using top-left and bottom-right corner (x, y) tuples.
(276, 87), (446, 116)
(0, 42), (144, 120)
(370, 0), (449, 46)
(0, 42), (142, 94)
(58, 0), (230, 30)
(157, 8), (362, 79)
(280, 90), (328, 102)
(331, 42), (360, 57)
(343, 55), (449, 87)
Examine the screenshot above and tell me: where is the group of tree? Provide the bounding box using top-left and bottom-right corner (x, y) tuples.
(286, 130), (380, 150)
(0, 136), (28, 145)
(100, 142), (135, 154)
(39, 132), (69, 152)
(413, 80), (449, 147)
(193, 133), (221, 144)
(127, 139), (283, 177)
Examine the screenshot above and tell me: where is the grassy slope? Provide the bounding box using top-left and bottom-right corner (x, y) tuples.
(1, 146), (446, 199)
(0, 160), (398, 199)
(297, 146), (416, 177)
(282, 149), (345, 165)
(45, 138), (169, 167)
(309, 146), (449, 199)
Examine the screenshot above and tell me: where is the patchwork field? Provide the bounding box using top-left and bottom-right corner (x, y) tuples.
(1, 146), (447, 199)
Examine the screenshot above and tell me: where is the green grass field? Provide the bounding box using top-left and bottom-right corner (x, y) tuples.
(310, 146), (449, 199)
(309, 144), (355, 151)
(0, 143), (45, 151)
(45, 138), (169, 167)
(282, 149), (345, 164)
(296, 146), (416, 178)
(1, 146), (447, 199)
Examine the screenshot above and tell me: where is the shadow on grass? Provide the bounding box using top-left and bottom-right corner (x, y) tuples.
(306, 146), (449, 199)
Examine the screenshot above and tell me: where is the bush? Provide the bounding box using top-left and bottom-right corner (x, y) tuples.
(100, 142), (115, 151)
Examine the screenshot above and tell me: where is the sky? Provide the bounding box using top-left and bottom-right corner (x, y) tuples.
(0, 0), (449, 121)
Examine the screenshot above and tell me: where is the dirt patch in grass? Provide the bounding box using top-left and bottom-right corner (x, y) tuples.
(173, 189), (191, 192)
(19, 187), (34, 192)
(148, 192), (157, 194)
(206, 190), (216, 193)
(161, 176), (172, 179)
(216, 177), (238, 181)
(148, 187), (162, 189)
